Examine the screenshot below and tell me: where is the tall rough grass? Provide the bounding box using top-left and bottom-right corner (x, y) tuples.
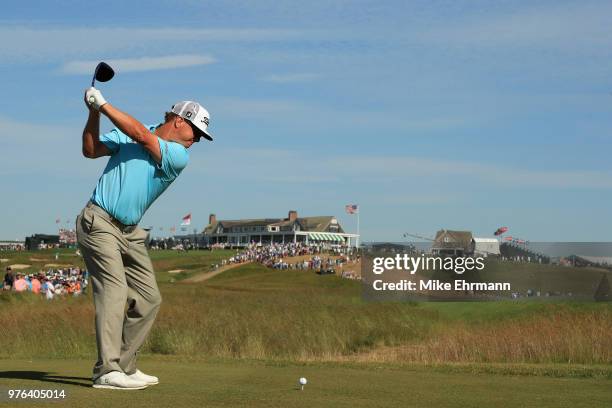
(1, 267), (610, 365)
(144, 285), (433, 359)
(342, 307), (612, 364)
(0, 288), (430, 361)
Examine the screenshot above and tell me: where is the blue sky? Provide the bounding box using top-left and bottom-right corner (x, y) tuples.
(0, 0), (611, 241)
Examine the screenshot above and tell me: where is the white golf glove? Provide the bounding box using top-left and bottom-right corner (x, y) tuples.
(85, 87), (107, 110)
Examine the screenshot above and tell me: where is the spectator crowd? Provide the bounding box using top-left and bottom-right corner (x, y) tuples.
(219, 242), (360, 275)
(3, 266), (88, 299)
(2, 242), (360, 300)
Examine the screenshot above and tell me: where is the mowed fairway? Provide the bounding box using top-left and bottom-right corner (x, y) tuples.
(2, 358), (611, 408)
(1, 249), (611, 406)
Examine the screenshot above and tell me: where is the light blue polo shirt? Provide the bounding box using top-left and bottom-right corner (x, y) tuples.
(90, 124), (189, 225)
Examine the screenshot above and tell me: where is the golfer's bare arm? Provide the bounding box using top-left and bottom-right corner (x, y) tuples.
(82, 109), (111, 159)
(99, 104), (162, 163)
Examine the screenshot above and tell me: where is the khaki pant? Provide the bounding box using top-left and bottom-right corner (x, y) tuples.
(76, 202), (161, 380)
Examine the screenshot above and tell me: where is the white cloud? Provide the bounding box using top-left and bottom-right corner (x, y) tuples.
(417, 2), (612, 52)
(0, 26), (336, 62)
(261, 73), (321, 83)
(213, 97), (309, 117)
(211, 96), (472, 132)
(332, 156), (612, 189)
(61, 54), (216, 75)
(0, 116), (104, 178)
(0, 116), (73, 146)
(190, 148), (612, 190)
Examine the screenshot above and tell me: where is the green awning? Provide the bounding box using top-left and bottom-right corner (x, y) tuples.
(308, 233), (346, 242)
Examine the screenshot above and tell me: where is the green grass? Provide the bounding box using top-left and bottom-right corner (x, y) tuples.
(149, 249), (237, 283)
(1, 358), (610, 408)
(1, 250), (611, 406)
(2, 259), (610, 365)
(0, 248), (237, 283)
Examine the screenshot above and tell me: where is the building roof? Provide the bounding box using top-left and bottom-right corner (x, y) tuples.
(472, 237), (501, 255)
(432, 229), (473, 249)
(297, 216), (340, 232)
(472, 237), (499, 243)
(203, 215), (344, 234)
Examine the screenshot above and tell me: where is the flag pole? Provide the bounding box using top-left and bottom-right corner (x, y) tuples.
(356, 208), (360, 248)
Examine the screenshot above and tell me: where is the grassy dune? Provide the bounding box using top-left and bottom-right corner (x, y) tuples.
(1, 250), (610, 369)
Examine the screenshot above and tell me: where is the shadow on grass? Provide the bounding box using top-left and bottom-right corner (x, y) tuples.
(0, 371), (91, 388)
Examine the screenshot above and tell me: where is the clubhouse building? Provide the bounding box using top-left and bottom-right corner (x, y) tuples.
(203, 210), (359, 247)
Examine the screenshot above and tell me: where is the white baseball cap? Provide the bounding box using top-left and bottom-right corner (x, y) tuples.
(171, 101), (213, 141)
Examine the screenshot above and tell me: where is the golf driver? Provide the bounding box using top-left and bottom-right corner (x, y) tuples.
(89, 62), (114, 103)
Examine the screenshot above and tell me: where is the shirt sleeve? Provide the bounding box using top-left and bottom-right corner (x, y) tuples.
(99, 128), (121, 154)
(155, 138), (189, 180)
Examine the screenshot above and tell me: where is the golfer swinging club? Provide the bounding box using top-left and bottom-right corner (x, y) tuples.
(77, 87), (213, 389)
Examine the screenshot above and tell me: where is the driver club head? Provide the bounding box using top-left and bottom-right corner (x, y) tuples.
(91, 62), (115, 87)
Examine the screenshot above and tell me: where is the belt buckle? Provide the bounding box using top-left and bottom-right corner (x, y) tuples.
(114, 218), (135, 233)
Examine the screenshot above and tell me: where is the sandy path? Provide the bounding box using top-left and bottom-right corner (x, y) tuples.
(180, 262), (252, 283)
(180, 255), (361, 283)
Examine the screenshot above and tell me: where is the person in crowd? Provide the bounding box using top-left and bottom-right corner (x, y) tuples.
(3, 267), (14, 290)
(31, 275), (41, 294)
(42, 278), (55, 300)
(13, 273), (27, 292)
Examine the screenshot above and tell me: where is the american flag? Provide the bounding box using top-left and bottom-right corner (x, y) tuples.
(345, 204), (359, 214)
(181, 213), (191, 226)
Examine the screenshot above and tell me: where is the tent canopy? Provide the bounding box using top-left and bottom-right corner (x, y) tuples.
(308, 232), (344, 242)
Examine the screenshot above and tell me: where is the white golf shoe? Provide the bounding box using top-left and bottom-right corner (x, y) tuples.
(127, 369), (159, 385)
(92, 371), (148, 390)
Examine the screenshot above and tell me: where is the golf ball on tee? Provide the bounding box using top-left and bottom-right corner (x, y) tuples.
(299, 377), (307, 385)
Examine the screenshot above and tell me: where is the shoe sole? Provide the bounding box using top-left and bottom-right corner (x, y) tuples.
(92, 384), (148, 390)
